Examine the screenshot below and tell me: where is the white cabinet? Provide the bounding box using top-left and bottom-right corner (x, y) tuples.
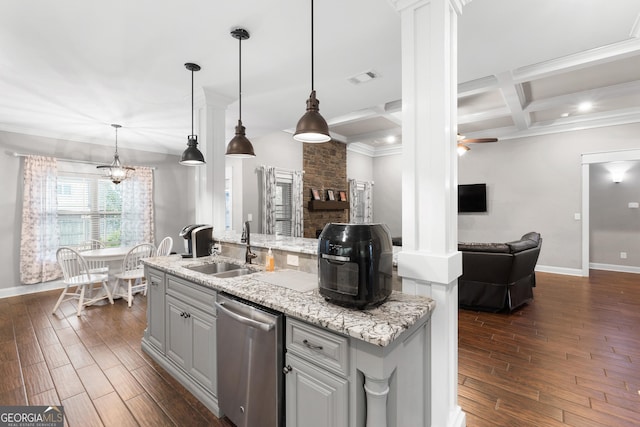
(285, 352), (348, 427)
(144, 267), (165, 351)
(141, 271), (220, 415)
(285, 318), (349, 427)
(166, 294), (217, 393)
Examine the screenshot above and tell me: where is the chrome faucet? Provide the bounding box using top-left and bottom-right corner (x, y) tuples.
(243, 221), (257, 264)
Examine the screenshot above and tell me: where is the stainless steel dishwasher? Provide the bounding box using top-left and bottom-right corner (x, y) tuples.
(215, 293), (284, 427)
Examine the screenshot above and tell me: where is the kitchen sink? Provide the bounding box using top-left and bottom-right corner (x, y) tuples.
(185, 262), (256, 278)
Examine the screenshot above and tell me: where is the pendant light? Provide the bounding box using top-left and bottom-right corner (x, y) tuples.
(97, 124), (134, 184)
(226, 28), (256, 158)
(180, 63), (206, 166)
(293, 0), (331, 143)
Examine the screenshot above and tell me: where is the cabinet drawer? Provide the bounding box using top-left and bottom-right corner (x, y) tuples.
(166, 274), (216, 314)
(286, 318), (349, 377)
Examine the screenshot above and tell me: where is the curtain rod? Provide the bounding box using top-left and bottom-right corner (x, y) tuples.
(9, 151), (157, 170)
(256, 165), (304, 174)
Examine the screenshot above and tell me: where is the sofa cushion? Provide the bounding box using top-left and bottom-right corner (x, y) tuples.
(506, 239), (538, 253)
(458, 242), (511, 253)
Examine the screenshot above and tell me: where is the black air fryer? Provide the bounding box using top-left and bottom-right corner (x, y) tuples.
(318, 223), (393, 308)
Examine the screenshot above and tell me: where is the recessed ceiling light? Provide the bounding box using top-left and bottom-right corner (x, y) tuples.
(578, 101), (593, 112)
(386, 135), (396, 143)
(561, 112), (570, 118)
(348, 70), (378, 85)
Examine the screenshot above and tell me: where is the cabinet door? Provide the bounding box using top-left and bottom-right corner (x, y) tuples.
(165, 296), (191, 370)
(285, 353), (348, 427)
(188, 307), (217, 394)
(146, 269), (165, 351)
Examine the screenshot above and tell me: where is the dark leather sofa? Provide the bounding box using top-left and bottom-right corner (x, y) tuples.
(458, 232), (542, 312)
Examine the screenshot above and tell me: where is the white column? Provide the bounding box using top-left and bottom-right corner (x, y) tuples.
(196, 88), (234, 233)
(389, 0), (469, 426)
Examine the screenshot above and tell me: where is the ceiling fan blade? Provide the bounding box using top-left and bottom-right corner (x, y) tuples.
(462, 137), (498, 143)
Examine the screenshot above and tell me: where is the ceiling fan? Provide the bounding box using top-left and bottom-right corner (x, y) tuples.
(457, 134), (498, 156)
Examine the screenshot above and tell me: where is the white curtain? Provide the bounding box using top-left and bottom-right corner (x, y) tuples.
(348, 179), (358, 223)
(120, 167), (154, 246)
(19, 156), (61, 284)
(261, 166), (277, 234)
(292, 170), (304, 237)
(363, 181), (373, 223)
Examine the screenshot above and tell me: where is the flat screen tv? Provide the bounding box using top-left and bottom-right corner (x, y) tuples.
(458, 183), (487, 213)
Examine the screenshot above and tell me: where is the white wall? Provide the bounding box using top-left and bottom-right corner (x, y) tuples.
(347, 149), (374, 182)
(590, 160), (640, 268)
(0, 130), (191, 289)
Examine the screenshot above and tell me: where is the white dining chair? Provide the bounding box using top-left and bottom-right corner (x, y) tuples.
(156, 236), (173, 256)
(114, 243), (156, 307)
(53, 247), (114, 317)
(76, 240), (109, 274)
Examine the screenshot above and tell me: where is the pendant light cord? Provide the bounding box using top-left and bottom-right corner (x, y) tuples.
(191, 68), (194, 136)
(311, 0), (315, 91)
(239, 35), (242, 121)
(114, 126), (118, 154)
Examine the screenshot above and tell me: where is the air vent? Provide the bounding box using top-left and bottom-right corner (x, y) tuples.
(348, 70), (378, 85)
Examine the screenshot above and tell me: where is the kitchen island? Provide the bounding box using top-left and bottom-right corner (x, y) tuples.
(142, 249), (435, 427)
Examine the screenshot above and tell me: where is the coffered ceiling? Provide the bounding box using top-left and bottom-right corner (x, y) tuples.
(0, 0), (639, 156)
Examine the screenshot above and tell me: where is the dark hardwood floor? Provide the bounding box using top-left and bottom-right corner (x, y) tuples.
(459, 270), (640, 427)
(0, 270), (638, 426)
(0, 289), (234, 427)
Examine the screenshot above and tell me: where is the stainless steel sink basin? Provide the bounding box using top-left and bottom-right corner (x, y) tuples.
(185, 262), (255, 278)
(212, 268), (253, 279)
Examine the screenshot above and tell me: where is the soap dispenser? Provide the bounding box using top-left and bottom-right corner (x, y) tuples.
(266, 248), (275, 272)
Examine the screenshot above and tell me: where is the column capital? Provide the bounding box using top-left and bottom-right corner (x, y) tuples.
(388, 0), (471, 15)
(202, 87), (234, 109)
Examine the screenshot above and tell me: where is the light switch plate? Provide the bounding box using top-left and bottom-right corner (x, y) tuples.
(628, 202), (639, 209)
(574, 213), (581, 220)
(287, 254), (299, 267)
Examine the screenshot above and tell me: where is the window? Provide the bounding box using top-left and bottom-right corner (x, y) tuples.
(275, 172), (293, 236)
(57, 164), (123, 247)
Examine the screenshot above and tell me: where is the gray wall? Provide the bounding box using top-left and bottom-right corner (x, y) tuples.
(373, 154), (402, 237)
(458, 122), (640, 272)
(0, 130), (191, 289)
(239, 131), (303, 233)
(590, 160), (640, 268)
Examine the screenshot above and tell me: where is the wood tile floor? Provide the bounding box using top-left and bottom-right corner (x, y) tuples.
(1, 270), (638, 426)
(0, 289), (233, 427)
(459, 270), (640, 427)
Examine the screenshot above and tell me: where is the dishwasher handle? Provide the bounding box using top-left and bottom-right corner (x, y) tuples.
(215, 301), (275, 332)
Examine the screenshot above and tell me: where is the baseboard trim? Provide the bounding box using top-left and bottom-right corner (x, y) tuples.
(535, 264), (584, 277)
(0, 280), (67, 300)
(589, 263), (640, 274)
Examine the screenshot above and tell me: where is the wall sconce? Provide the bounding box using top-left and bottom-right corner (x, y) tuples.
(611, 171), (624, 183)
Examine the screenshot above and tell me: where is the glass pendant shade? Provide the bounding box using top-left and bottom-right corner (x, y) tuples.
(180, 62), (205, 166)
(180, 135), (206, 165)
(226, 28), (256, 158)
(226, 120), (256, 158)
(293, 90), (331, 143)
(97, 124), (134, 184)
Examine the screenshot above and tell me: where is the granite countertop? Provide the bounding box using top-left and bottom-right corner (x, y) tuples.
(143, 254), (435, 347)
(215, 231), (319, 255)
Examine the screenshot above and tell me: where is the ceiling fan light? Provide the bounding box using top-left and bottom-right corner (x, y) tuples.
(226, 120), (256, 158)
(457, 143), (470, 156)
(180, 135), (205, 165)
(294, 91), (331, 143)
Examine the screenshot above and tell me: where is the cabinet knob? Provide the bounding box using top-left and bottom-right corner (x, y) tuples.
(283, 365), (293, 374)
(151, 281), (158, 287)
